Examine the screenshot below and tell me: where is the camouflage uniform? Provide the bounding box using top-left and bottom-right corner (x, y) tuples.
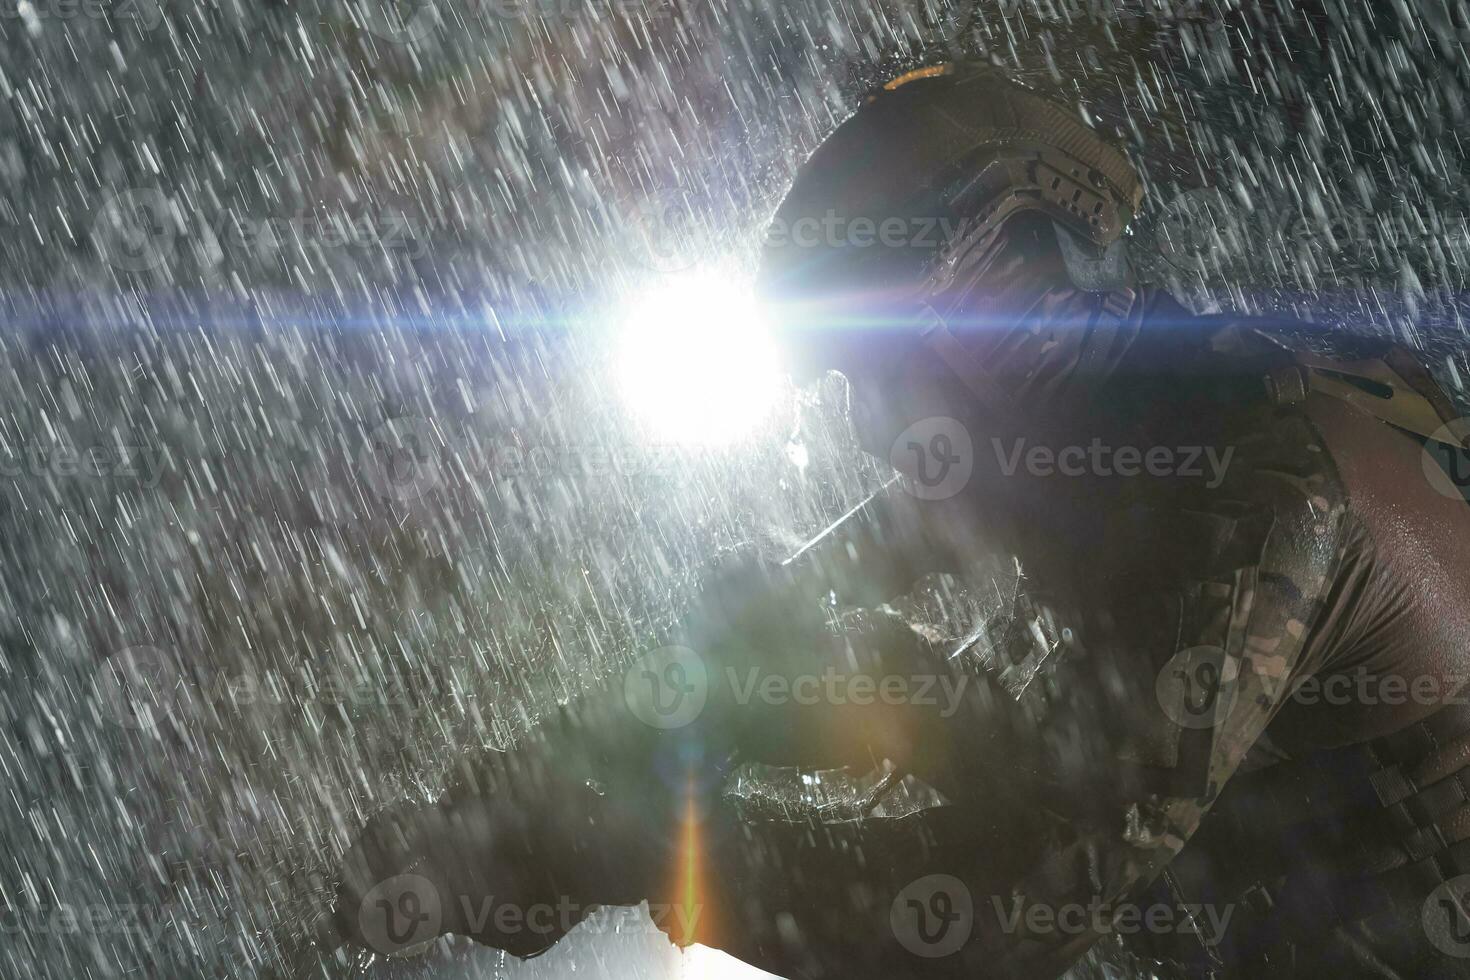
(332, 65), (1470, 979)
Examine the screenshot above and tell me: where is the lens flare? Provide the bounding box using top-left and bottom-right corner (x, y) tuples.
(676, 774), (704, 948)
(614, 274), (784, 446)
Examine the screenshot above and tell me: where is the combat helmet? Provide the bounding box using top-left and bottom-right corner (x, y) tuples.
(760, 61), (1143, 382)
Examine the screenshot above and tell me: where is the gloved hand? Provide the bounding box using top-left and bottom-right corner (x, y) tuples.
(327, 780), (631, 959)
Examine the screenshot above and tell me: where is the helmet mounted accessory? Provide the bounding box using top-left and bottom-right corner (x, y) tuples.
(760, 62), (1143, 421)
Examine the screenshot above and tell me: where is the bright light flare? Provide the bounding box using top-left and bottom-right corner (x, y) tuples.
(615, 274), (785, 447)
(681, 946), (784, 979)
(676, 775), (704, 948)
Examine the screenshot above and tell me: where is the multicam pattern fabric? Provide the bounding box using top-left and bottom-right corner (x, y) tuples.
(952, 357), (1353, 975)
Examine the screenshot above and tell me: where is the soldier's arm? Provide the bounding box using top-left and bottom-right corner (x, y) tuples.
(960, 422), (1347, 975)
(328, 485), (1016, 956)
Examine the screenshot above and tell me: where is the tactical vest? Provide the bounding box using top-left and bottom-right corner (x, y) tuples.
(1123, 704), (1470, 978)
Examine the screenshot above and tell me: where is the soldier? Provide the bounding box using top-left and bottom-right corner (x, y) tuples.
(330, 64), (1470, 978)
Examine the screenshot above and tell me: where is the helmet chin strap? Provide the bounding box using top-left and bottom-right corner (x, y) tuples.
(829, 298), (1011, 453)
(912, 302), (1016, 426)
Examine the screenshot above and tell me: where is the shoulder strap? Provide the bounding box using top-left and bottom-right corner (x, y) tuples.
(1252, 329), (1467, 449)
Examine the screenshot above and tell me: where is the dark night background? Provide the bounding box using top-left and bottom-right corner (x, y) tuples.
(1, 1), (1467, 977)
